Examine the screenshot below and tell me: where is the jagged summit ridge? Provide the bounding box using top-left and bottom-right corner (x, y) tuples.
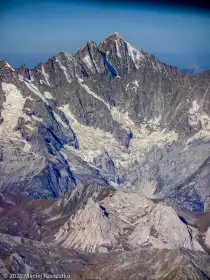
(0, 32), (172, 78)
(73, 32), (153, 77)
(101, 32), (125, 44)
(0, 32), (210, 212)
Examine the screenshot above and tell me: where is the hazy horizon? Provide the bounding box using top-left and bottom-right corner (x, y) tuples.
(0, 0), (210, 70)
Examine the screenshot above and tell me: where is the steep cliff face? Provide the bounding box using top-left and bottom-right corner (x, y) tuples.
(0, 32), (210, 278)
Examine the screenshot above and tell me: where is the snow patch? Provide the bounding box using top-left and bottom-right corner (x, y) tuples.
(111, 108), (135, 130)
(44, 91), (54, 100)
(205, 227), (210, 249)
(26, 96), (35, 102)
(189, 100), (210, 130)
(21, 112), (43, 132)
(59, 104), (178, 168)
(31, 115), (43, 123)
(25, 124), (36, 131)
(189, 100), (200, 114)
(115, 40), (121, 58)
(113, 32), (122, 38)
(59, 104), (123, 162)
(126, 42), (144, 69)
(59, 65), (72, 83)
(54, 112), (68, 129)
(41, 65), (50, 86)
(126, 80), (139, 93)
(148, 116), (161, 126)
(83, 55), (92, 69)
(115, 126), (178, 169)
(0, 83), (25, 137)
(21, 113), (31, 123)
(18, 74), (24, 82)
(62, 52), (74, 62)
(46, 214), (62, 222)
(22, 140), (32, 152)
(5, 62), (15, 71)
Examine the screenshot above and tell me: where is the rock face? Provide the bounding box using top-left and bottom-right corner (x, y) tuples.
(0, 32), (210, 278)
(0, 188), (209, 279)
(54, 188), (203, 253)
(0, 229), (210, 280)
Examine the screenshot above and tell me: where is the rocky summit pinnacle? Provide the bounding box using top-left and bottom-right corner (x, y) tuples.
(0, 33), (210, 279)
(103, 32), (124, 42)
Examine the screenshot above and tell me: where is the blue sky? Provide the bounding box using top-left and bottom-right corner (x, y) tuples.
(0, 0), (210, 69)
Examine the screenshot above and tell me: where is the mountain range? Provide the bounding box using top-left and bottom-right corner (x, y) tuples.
(181, 65), (204, 75)
(0, 32), (210, 279)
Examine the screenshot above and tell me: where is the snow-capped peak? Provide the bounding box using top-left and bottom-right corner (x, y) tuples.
(111, 32), (123, 39)
(103, 32), (125, 43)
